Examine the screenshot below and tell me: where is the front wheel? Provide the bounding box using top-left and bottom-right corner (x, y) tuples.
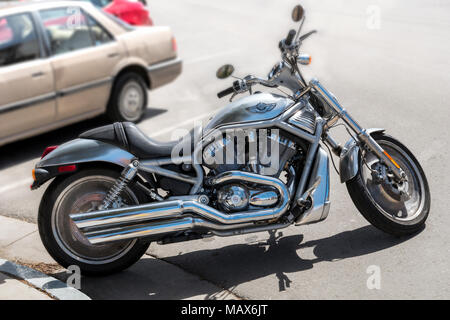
(346, 133), (430, 236)
(38, 169), (150, 276)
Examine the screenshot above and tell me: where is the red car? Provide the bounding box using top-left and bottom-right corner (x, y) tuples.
(17, 0), (154, 26)
(103, 0), (153, 26)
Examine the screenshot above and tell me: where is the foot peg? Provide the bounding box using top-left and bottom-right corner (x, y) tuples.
(297, 177), (321, 208)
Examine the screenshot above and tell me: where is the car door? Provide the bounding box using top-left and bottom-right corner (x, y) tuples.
(0, 12), (56, 142)
(38, 6), (123, 120)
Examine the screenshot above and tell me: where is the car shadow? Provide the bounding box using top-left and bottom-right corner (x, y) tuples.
(52, 225), (421, 300)
(0, 107), (167, 170)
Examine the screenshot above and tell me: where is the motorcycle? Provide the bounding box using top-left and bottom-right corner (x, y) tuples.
(31, 5), (430, 275)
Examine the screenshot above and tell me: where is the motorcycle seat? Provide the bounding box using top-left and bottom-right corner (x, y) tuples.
(79, 122), (196, 159)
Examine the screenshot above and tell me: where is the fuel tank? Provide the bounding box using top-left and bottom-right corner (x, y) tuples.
(205, 93), (294, 131)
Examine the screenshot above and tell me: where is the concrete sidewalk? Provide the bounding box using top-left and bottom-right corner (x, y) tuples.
(0, 217), (90, 300)
(0, 215), (238, 300)
(0, 270), (52, 300)
(0, 258), (90, 300)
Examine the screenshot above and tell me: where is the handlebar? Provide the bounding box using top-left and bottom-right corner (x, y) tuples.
(217, 86), (235, 98)
(217, 28), (318, 100)
(285, 29), (296, 46)
(217, 76), (277, 99)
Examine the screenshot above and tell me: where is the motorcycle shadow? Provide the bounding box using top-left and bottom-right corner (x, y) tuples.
(59, 224), (421, 299)
(156, 225), (420, 296)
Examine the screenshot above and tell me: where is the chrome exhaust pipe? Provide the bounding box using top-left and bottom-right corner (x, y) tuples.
(84, 216), (289, 244)
(70, 171), (290, 244)
(71, 171), (289, 229)
(84, 217), (254, 244)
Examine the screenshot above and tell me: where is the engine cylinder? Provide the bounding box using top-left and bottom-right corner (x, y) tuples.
(202, 129), (296, 176)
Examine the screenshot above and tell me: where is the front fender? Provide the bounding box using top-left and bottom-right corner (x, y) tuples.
(32, 139), (135, 189)
(339, 128), (385, 183)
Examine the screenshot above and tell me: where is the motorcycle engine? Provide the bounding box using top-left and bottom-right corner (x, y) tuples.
(203, 129), (297, 177)
(203, 129), (298, 213)
(217, 184), (249, 212)
(216, 183), (280, 212)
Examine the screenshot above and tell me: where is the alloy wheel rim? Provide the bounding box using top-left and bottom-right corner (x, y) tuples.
(360, 140), (426, 223)
(51, 176), (138, 264)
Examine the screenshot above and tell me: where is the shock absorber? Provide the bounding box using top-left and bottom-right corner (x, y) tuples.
(100, 160), (140, 210)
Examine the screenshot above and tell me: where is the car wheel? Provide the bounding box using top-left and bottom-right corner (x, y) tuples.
(107, 72), (148, 123)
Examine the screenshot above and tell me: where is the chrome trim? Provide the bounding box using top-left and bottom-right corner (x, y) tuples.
(339, 128), (386, 183)
(310, 78), (404, 180)
(249, 190), (278, 207)
(292, 117), (324, 202)
(296, 147), (331, 225)
(339, 138), (359, 183)
(84, 216), (288, 244)
(70, 171), (291, 244)
(73, 200), (187, 229)
(288, 107), (317, 134)
(191, 99), (319, 194)
(310, 78), (363, 133)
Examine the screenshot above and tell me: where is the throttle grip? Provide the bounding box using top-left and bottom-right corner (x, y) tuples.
(217, 86), (235, 98)
(285, 29), (296, 46)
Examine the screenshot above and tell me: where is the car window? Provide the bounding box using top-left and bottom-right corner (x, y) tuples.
(39, 7), (94, 55)
(86, 13), (113, 45)
(0, 13), (40, 67)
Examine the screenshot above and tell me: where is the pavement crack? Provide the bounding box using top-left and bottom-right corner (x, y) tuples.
(145, 252), (246, 300)
(5, 230), (37, 247)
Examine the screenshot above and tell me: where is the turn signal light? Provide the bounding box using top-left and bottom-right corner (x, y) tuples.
(298, 54), (311, 65)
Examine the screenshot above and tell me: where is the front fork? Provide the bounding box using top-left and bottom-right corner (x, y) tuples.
(310, 79), (407, 182)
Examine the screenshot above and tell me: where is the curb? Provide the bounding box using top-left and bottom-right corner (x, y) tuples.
(0, 258), (90, 300)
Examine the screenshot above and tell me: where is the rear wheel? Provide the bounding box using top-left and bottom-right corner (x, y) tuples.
(38, 169), (150, 276)
(107, 72), (148, 123)
(346, 133), (430, 236)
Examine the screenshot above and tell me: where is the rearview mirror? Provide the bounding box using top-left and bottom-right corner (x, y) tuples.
(292, 5), (304, 22)
(216, 64), (235, 79)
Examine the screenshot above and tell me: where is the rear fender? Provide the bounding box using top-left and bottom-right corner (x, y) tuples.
(339, 128), (385, 183)
(31, 138), (135, 189)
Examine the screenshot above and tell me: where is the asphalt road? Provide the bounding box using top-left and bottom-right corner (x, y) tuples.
(0, 0), (449, 299)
